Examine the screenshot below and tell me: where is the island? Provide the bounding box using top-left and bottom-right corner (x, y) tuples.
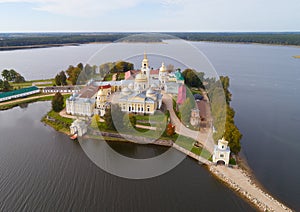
(0, 53), (292, 212)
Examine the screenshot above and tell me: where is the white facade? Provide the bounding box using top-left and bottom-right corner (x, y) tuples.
(212, 138), (231, 166)
(70, 119), (88, 136)
(66, 95), (95, 117)
(158, 62), (168, 84)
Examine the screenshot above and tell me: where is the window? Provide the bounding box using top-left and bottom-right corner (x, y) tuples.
(220, 154), (224, 158)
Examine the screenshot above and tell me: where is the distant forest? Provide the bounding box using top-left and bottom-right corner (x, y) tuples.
(1, 32), (300, 48)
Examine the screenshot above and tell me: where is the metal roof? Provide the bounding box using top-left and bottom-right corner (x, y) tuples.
(0, 86), (39, 99)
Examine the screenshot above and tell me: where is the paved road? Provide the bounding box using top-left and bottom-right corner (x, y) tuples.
(162, 94), (214, 153)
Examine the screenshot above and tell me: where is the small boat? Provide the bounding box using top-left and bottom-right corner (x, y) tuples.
(70, 133), (78, 140)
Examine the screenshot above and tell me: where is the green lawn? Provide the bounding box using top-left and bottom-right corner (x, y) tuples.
(175, 135), (195, 150)
(42, 109), (74, 134)
(175, 135), (212, 159)
(11, 79), (55, 89)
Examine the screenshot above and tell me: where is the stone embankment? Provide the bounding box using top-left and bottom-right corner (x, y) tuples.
(209, 166), (293, 212)
(172, 143), (292, 211)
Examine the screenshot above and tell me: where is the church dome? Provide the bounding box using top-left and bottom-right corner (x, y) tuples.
(122, 87), (131, 95)
(135, 73), (148, 82)
(159, 62), (167, 72)
(128, 83), (134, 90)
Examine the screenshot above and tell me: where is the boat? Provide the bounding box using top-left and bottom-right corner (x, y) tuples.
(70, 133), (78, 140)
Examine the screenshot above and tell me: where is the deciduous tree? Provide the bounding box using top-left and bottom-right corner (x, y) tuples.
(52, 92), (64, 112)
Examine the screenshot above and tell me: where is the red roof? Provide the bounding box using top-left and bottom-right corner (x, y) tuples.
(100, 84), (111, 89)
(150, 69), (159, 75)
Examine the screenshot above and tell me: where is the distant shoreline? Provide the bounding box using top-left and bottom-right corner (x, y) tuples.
(0, 43), (79, 51)
(1, 40), (300, 51)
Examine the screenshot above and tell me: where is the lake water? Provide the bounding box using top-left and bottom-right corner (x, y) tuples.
(0, 102), (254, 211)
(0, 41), (299, 210)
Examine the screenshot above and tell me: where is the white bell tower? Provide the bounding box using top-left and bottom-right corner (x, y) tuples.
(141, 52), (150, 88)
(212, 137), (231, 166)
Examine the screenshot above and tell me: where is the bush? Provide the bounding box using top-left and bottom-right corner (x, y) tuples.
(229, 158), (237, 165)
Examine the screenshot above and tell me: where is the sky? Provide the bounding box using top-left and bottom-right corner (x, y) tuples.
(0, 0), (299, 32)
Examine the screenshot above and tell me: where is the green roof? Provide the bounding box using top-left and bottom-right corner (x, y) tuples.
(175, 70), (184, 81)
(0, 86), (39, 99)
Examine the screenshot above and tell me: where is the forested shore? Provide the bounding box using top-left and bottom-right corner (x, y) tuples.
(1, 32), (300, 49)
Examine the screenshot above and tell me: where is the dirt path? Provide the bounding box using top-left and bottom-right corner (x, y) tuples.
(162, 94), (214, 153)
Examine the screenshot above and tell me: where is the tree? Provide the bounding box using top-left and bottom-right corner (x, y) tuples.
(166, 122), (175, 136)
(111, 61), (134, 73)
(66, 66), (82, 85)
(77, 63), (84, 70)
(0, 79), (3, 90)
(1, 69), (10, 81)
(55, 74), (62, 86)
(59, 71), (67, 85)
(166, 64), (174, 72)
(2, 81), (12, 91)
(9, 69), (18, 82)
(104, 106), (115, 130)
(220, 76), (232, 104)
(52, 92), (64, 112)
(2, 69), (25, 83)
(15, 74), (25, 83)
(182, 69), (204, 88)
(224, 115), (242, 154)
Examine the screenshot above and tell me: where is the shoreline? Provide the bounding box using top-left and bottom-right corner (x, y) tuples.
(1, 40), (299, 52)
(189, 40), (300, 48)
(43, 116), (292, 211)
(0, 43), (79, 51)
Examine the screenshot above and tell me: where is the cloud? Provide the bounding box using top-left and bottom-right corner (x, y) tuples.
(0, 0), (145, 16)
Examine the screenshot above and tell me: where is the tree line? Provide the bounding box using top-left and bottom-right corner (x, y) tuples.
(2, 32), (300, 48)
(181, 68), (242, 154)
(54, 61), (134, 86)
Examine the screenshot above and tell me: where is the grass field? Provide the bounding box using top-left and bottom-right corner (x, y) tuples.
(11, 79), (55, 89)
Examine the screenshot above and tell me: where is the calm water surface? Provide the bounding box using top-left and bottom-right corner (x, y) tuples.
(0, 102), (254, 211)
(0, 41), (299, 210)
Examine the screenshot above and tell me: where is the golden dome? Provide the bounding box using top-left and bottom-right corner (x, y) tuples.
(160, 62), (167, 72)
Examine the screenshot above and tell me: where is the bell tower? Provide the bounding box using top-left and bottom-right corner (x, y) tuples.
(142, 51), (149, 73)
(141, 52), (150, 88)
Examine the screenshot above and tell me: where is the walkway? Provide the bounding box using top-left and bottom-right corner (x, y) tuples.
(210, 165), (292, 211)
(172, 143), (212, 165)
(162, 94), (214, 153)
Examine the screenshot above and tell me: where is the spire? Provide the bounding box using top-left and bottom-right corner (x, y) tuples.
(144, 51), (147, 60)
